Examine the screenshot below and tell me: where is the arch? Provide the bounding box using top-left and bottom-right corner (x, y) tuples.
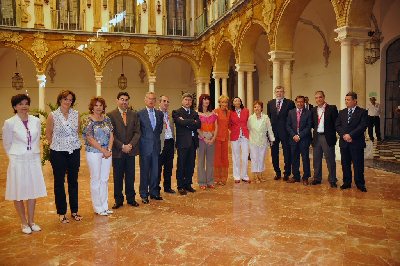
(213, 39), (236, 72)
(198, 51), (213, 79)
(238, 20), (269, 64)
(346, 0), (375, 28)
(154, 51), (199, 77)
(101, 50), (151, 76)
(0, 43), (40, 71)
(273, 0), (311, 51)
(43, 49), (98, 74)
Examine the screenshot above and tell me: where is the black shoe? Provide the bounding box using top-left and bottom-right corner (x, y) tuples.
(357, 186), (367, 192)
(127, 201), (139, 207)
(311, 179), (321, 185)
(330, 183), (338, 188)
(283, 176), (289, 181)
(273, 175), (281, 180)
(185, 187), (196, 193)
(178, 188), (187, 195)
(150, 195), (163, 200)
(141, 197), (149, 204)
(340, 184), (351, 190)
(164, 188), (176, 194)
(112, 202), (123, 209)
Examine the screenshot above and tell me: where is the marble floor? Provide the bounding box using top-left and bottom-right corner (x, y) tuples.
(0, 146), (399, 266)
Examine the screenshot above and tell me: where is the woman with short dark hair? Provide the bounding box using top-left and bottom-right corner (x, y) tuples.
(2, 94), (47, 234)
(46, 90), (82, 223)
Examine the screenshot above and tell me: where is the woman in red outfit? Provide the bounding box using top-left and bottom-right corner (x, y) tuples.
(214, 95), (230, 185)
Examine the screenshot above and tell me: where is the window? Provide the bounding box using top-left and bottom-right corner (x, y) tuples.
(166, 0), (186, 35)
(0, 0), (17, 26)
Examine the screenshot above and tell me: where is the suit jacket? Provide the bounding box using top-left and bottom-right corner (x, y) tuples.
(229, 108), (250, 141)
(172, 107), (201, 149)
(267, 98), (295, 140)
(286, 108), (312, 146)
(137, 108), (164, 156)
(2, 114), (41, 155)
(311, 104), (338, 147)
(159, 110), (175, 151)
(107, 108), (141, 158)
(335, 106), (368, 149)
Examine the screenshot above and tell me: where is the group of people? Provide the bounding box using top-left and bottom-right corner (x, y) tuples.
(2, 85), (369, 234)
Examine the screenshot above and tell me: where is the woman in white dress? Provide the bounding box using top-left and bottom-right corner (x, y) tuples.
(247, 100), (275, 183)
(2, 94), (47, 234)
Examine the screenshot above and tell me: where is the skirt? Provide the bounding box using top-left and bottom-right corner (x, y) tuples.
(5, 151), (47, 201)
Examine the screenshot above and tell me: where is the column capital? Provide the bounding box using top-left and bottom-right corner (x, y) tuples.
(94, 75), (103, 81)
(148, 75), (156, 83)
(268, 51), (295, 62)
(36, 74), (46, 87)
(235, 63), (255, 72)
(334, 26), (371, 44)
(196, 77), (210, 84)
(212, 71), (229, 79)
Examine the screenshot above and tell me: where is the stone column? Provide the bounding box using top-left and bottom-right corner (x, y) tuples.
(335, 26), (370, 109)
(37, 73), (46, 111)
(148, 0), (156, 34)
(196, 78), (203, 103)
(95, 74), (102, 96)
(236, 64), (255, 107)
(269, 51), (294, 99)
(246, 70), (254, 113)
(222, 77), (228, 96)
(148, 75), (156, 92)
(213, 75), (221, 108)
(353, 41), (367, 107)
(204, 82), (210, 95)
(235, 64), (245, 103)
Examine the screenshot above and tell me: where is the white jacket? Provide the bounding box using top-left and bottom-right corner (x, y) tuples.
(2, 114), (41, 155)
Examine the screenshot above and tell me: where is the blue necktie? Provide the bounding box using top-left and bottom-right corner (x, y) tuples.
(149, 108), (155, 130)
(347, 108), (353, 124)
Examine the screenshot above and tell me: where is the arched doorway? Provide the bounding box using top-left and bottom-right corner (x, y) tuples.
(385, 38), (400, 139)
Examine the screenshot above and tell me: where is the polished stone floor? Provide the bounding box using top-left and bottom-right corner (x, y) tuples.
(0, 146), (399, 265)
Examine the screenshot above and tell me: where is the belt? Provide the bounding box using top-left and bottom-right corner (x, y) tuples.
(317, 132), (325, 135)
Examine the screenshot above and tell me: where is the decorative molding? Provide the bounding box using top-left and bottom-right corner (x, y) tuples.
(63, 35), (76, 48)
(262, 0), (276, 33)
(172, 40), (183, 52)
(228, 18), (241, 46)
(299, 18), (331, 67)
(31, 32), (48, 63)
(87, 36), (112, 64)
(208, 35), (216, 56)
(245, 8), (253, 21)
(120, 37), (131, 49)
(0, 32), (23, 43)
(192, 46), (201, 61)
(144, 39), (161, 65)
(331, 0), (350, 27)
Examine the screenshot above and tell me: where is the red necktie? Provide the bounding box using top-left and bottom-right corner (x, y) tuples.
(296, 109), (302, 133)
(276, 100), (281, 113)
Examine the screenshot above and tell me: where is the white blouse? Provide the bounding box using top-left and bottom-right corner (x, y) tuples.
(50, 107), (81, 153)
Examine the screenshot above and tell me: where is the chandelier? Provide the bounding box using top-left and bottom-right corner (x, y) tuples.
(12, 54), (23, 90)
(118, 56), (128, 90)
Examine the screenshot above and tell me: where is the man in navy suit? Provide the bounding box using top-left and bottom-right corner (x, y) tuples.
(286, 95), (312, 185)
(335, 92), (368, 192)
(172, 93), (201, 195)
(267, 86), (295, 181)
(138, 92), (164, 203)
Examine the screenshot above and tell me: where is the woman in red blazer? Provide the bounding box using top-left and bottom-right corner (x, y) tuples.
(229, 97), (250, 183)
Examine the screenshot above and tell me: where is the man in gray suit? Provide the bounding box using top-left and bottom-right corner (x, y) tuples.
(137, 92), (164, 204)
(158, 95), (176, 194)
(107, 92), (141, 208)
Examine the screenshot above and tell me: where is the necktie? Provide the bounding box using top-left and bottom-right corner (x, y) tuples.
(276, 100), (281, 113)
(296, 109), (302, 133)
(187, 108), (190, 115)
(348, 108), (353, 124)
(149, 108), (155, 130)
(122, 111), (127, 126)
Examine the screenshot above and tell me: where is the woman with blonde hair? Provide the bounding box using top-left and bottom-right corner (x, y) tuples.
(214, 95), (230, 185)
(248, 100), (275, 182)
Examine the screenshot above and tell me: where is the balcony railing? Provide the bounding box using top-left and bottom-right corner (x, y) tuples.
(109, 13), (135, 33)
(195, 13), (207, 34)
(51, 9), (85, 30)
(0, 17), (17, 27)
(165, 17), (187, 36)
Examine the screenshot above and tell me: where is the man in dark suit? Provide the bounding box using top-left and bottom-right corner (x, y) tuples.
(311, 91), (339, 188)
(267, 86), (295, 181)
(286, 95), (312, 185)
(172, 93), (201, 195)
(107, 92), (141, 208)
(138, 92), (164, 204)
(336, 92), (368, 192)
(158, 95), (176, 194)
(304, 96), (313, 110)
